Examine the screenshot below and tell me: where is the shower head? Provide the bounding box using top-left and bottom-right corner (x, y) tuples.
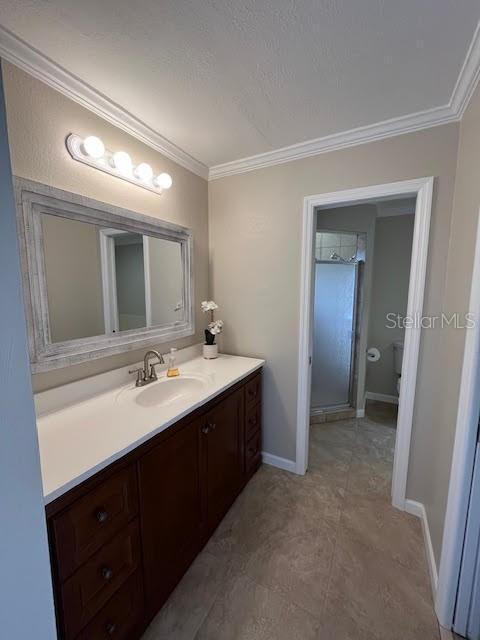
(330, 252), (357, 263)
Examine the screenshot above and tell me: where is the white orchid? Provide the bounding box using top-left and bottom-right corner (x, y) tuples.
(201, 300), (218, 313)
(201, 301), (223, 344)
(208, 320), (224, 335)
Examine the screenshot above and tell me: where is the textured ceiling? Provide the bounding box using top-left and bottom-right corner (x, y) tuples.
(0, 0), (479, 167)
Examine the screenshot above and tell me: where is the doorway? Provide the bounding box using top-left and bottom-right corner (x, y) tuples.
(296, 177), (434, 510)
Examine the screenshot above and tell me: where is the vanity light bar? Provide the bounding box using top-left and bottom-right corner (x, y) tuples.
(66, 134), (173, 195)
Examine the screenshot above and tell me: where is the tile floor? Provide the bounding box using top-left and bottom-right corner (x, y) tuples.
(142, 409), (440, 639)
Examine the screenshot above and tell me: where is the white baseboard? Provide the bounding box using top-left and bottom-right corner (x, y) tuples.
(262, 452), (296, 473)
(356, 409), (365, 418)
(365, 391), (399, 405)
(405, 499), (438, 598)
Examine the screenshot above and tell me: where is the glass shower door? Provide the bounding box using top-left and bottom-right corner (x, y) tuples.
(311, 261), (358, 410)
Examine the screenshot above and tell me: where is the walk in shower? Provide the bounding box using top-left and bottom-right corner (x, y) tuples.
(311, 231), (364, 414)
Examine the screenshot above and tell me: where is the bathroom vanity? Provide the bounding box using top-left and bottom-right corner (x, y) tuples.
(14, 178), (264, 638)
(39, 355), (263, 639)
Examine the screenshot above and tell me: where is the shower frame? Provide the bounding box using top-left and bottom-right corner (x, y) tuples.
(310, 258), (361, 414)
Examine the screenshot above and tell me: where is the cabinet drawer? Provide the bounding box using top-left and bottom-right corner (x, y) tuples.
(52, 466), (138, 581)
(75, 570), (143, 640)
(61, 521), (140, 639)
(245, 403), (261, 440)
(246, 431), (262, 474)
(245, 373), (262, 410)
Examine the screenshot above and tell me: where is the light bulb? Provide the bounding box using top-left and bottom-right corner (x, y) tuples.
(112, 150), (133, 175)
(154, 172), (173, 189)
(134, 162), (153, 182)
(82, 135), (105, 159)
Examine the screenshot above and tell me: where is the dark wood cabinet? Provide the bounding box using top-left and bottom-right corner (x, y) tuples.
(203, 387), (244, 532)
(139, 415), (205, 618)
(46, 369), (262, 639)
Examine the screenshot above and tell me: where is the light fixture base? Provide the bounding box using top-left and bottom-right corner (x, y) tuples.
(66, 134), (167, 196)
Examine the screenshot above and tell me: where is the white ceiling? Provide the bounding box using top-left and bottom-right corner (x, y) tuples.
(0, 1), (479, 169)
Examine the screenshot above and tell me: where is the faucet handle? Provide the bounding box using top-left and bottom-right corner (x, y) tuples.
(129, 367), (145, 386)
(148, 363), (158, 381)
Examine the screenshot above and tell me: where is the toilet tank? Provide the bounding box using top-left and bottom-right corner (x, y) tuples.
(393, 341), (404, 374)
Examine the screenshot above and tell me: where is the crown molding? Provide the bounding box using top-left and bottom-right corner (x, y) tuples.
(208, 104), (457, 179)
(0, 26), (208, 179)
(209, 20), (480, 180)
(1, 17), (479, 184)
(450, 21), (480, 118)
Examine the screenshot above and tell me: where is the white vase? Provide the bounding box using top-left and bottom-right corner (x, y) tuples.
(203, 344), (218, 359)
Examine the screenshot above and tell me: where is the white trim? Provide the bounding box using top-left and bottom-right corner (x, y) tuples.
(0, 26), (208, 180)
(262, 452), (296, 473)
(355, 409), (365, 418)
(365, 391), (399, 405)
(143, 236), (152, 327)
(209, 22), (480, 179)
(405, 499), (438, 597)
(296, 178), (434, 516)
(99, 230), (119, 334)
(451, 21), (480, 119)
(436, 209), (480, 628)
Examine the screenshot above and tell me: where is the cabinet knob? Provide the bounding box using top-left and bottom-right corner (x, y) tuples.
(101, 566), (114, 581)
(201, 422), (216, 434)
(105, 622), (117, 635)
(95, 509), (109, 524)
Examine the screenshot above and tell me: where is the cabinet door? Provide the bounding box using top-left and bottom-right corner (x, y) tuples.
(138, 418), (205, 616)
(204, 388), (244, 531)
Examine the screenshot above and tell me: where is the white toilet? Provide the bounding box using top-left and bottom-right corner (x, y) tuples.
(393, 340), (404, 395)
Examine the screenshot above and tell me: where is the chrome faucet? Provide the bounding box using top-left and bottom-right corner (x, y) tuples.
(129, 350), (165, 387)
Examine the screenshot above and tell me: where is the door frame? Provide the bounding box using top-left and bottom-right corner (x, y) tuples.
(436, 209), (480, 628)
(296, 177), (434, 511)
(99, 228), (152, 333)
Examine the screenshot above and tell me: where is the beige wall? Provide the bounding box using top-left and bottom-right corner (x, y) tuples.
(316, 204), (377, 410)
(3, 62), (208, 392)
(366, 214), (415, 397)
(413, 82), (480, 563)
(209, 124), (459, 562)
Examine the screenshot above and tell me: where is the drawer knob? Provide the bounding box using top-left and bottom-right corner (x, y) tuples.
(95, 509), (109, 524)
(105, 622), (117, 635)
(249, 416), (258, 425)
(101, 566), (114, 581)
(248, 445), (259, 455)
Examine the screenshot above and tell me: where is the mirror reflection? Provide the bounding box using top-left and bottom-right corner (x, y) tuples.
(41, 213), (184, 343)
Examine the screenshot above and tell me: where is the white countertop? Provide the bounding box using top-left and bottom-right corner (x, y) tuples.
(36, 352), (264, 504)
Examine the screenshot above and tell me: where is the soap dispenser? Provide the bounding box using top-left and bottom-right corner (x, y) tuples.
(166, 347), (179, 377)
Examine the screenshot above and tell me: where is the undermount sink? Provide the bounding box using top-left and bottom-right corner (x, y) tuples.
(134, 375), (209, 408)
